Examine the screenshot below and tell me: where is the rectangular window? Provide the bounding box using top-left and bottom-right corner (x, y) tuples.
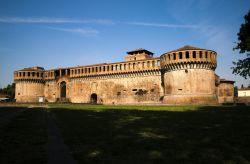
(179, 52), (183, 59)
(193, 51), (196, 58)
(173, 53), (176, 60)
(186, 51), (189, 59)
(199, 51), (202, 58)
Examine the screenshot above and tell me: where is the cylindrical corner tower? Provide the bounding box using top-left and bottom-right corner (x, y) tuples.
(14, 67), (45, 102)
(160, 45), (217, 104)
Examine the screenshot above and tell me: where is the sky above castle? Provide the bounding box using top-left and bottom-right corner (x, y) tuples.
(0, 0), (249, 88)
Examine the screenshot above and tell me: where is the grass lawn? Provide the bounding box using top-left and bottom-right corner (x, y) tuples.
(0, 107), (47, 164)
(50, 105), (250, 164)
(0, 104), (250, 163)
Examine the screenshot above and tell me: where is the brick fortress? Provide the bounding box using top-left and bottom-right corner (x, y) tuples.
(14, 45), (234, 104)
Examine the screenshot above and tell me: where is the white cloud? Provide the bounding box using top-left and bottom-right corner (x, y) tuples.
(49, 27), (99, 36)
(0, 16), (200, 29)
(0, 17), (114, 25)
(126, 22), (199, 28)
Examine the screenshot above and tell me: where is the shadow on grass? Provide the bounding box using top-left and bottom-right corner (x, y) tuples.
(51, 105), (250, 164)
(0, 107), (47, 164)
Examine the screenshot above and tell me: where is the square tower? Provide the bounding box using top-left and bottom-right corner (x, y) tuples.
(125, 48), (154, 61)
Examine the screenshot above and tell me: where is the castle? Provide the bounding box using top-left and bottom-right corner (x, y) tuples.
(14, 45), (235, 104)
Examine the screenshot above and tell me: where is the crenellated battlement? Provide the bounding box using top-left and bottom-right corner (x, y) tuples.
(31, 58), (161, 80)
(69, 58), (160, 78)
(160, 45), (217, 71)
(14, 67), (45, 83)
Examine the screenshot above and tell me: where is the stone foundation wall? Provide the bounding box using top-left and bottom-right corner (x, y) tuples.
(218, 82), (234, 103)
(44, 72), (163, 104)
(15, 81), (44, 102)
(163, 69), (217, 104)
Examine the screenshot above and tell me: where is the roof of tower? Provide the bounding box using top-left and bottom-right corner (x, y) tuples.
(18, 66), (45, 71)
(127, 48), (154, 55)
(173, 45), (204, 51)
(164, 45), (215, 54)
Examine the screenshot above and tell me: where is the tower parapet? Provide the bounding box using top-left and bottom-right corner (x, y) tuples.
(160, 45), (217, 71)
(14, 66), (45, 82)
(160, 45), (218, 104)
(14, 66), (45, 102)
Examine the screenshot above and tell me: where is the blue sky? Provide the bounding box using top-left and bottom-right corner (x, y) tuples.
(0, 0), (249, 88)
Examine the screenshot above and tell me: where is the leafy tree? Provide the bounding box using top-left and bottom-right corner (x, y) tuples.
(0, 83), (15, 98)
(232, 10), (250, 79)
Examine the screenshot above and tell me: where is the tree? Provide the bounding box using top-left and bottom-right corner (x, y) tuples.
(232, 10), (250, 79)
(0, 83), (15, 99)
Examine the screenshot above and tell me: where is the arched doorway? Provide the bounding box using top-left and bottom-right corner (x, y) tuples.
(60, 81), (66, 98)
(90, 93), (97, 104)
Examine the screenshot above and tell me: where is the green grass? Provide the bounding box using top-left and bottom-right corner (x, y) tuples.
(0, 104), (250, 163)
(48, 104), (206, 111)
(50, 105), (250, 164)
(0, 107), (47, 164)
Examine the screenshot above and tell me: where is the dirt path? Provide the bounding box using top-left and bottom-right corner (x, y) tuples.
(47, 109), (77, 164)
